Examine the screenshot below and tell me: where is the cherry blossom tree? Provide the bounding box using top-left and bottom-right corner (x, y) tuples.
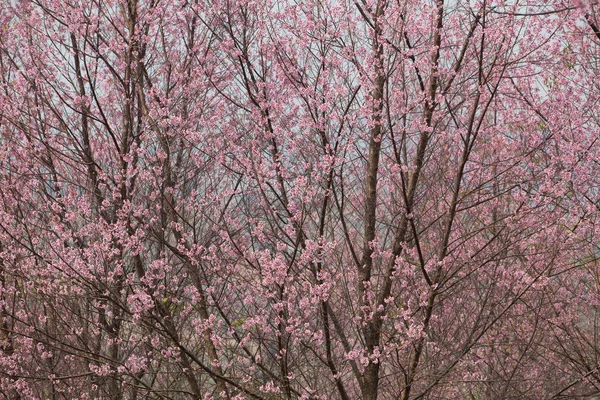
(0, 0), (599, 398)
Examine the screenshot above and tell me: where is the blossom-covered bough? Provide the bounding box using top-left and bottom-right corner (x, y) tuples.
(0, 0), (600, 398)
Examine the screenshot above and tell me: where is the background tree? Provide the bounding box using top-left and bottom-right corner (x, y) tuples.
(0, 0), (600, 399)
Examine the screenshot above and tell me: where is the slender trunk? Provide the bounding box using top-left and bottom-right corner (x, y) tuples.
(360, 7), (386, 399)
